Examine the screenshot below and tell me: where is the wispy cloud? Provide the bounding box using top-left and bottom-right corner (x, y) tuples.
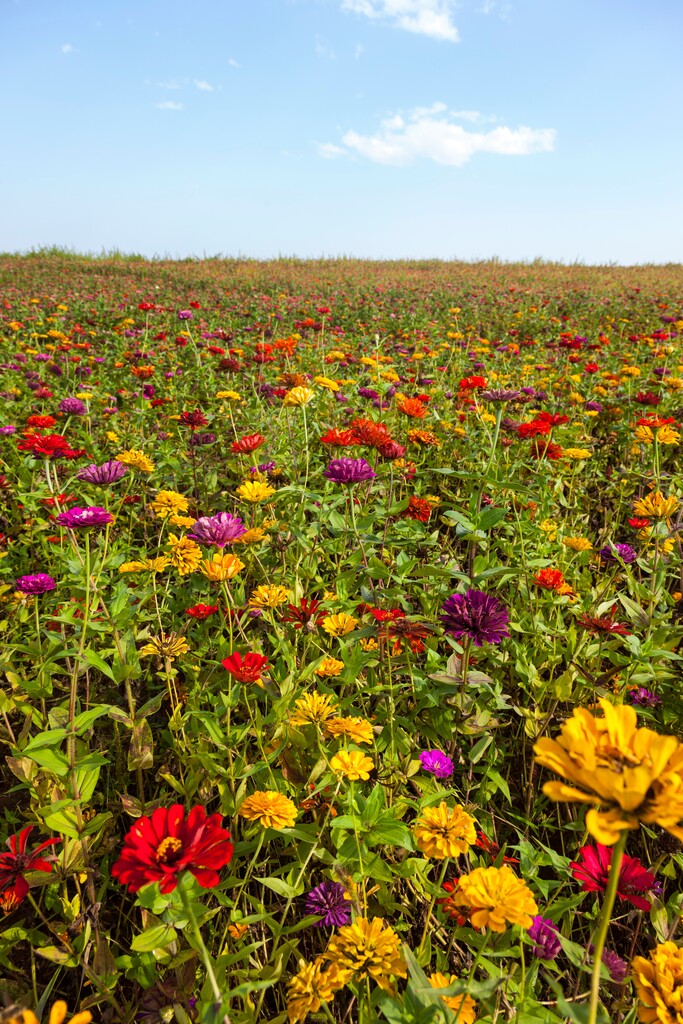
(318, 103), (556, 166)
(158, 80), (181, 90)
(340, 0), (459, 42)
(228, 58), (241, 68)
(61, 43), (76, 55)
(155, 100), (184, 111)
(315, 35), (336, 60)
(193, 79), (214, 91)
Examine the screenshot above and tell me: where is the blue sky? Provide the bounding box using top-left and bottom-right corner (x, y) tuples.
(2, 0), (682, 263)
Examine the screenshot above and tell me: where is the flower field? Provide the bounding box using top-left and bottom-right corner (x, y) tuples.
(2, 251), (683, 1024)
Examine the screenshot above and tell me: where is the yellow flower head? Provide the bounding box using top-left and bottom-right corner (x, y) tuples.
(106, 431), (120, 443)
(413, 802), (477, 860)
(216, 390), (242, 400)
(283, 385), (315, 407)
(453, 865), (538, 932)
(313, 375), (341, 391)
(286, 958), (348, 1024)
(324, 917), (407, 993)
(562, 536), (593, 551)
(237, 527), (267, 544)
(562, 448), (592, 460)
(325, 716), (374, 745)
(315, 657), (345, 677)
(428, 974), (477, 1022)
(539, 519), (557, 542)
(119, 556), (171, 574)
(633, 491), (680, 519)
(150, 490), (189, 518)
(199, 551), (245, 582)
(168, 514), (196, 528)
(330, 750), (374, 781)
(290, 691), (338, 726)
(166, 534), (202, 576)
(534, 698), (683, 845)
(115, 449), (155, 473)
(139, 632), (190, 660)
(632, 941), (683, 1023)
(249, 584), (289, 608)
(239, 790), (297, 829)
(322, 613), (358, 637)
(236, 480), (276, 503)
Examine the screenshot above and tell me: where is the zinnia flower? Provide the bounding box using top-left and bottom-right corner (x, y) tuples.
(249, 584), (289, 608)
(325, 717), (374, 745)
(115, 449), (155, 473)
(528, 916), (562, 960)
(59, 397), (86, 415)
(139, 633), (190, 660)
(440, 589), (510, 647)
(222, 651), (270, 684)
(569, 843), (657, 910)
(0, 826), (59, 902)
(236, 480), (276, 502)
(15, 574), (56, 595)
(323, 458), (376, 484)
(419, 750), (454, 779)
(324, 917), (407, 993)
(187, 512), (247, 547)
(149, 490), (189, 518)
(322, 612), (358, 637)
(633, 492), (680, 519)
(56, 506), (114, 530)
(111, 804), (233, 894)
(453, 865), (538, 932)
(166, 534), (203, 575)
(6, 1002), (92, 1024)
(330, 750), (374, 781)
(290, 691), (337, 726)
(283, 386), (315, 406)
(199, 551), (245, 581)
(534, 698), (683, 845)
(231, 432), (266, 453)
(185, 603), (219, 621)
(599, 542), (637, 565)
(632, 941), (683, 1019)
(315, 657), (344, 677)
(76, 459), (128, 485)
(428, 973), (477, 1022)
(413, 802), (477, 859)
(305, 881), (351, 927)
(239, 791), (298, 829)
(286, 958), (347, 1023)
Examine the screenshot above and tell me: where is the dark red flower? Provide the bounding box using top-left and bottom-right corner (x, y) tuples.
(577, 612), (631, 636)
(635, 391), (661, 406)
(231, 433), (266, 454)
(347, 417), (392, 449)
(222, 651), (270, 684)
(179, 410), (208, 431)
(529, 438), (564, 460)
(111, 804), (234, 894)
(376, 613), (433, 654)
(282, 598), (325, 631)
(185, 604), (219, 621)
(403, 496), (432, 522)
(17, 433), (85, 460)
(569, 844), (656, 911)
(0, 826), (60, 901)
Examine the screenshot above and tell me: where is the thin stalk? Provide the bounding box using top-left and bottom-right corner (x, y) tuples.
(587, 830), (628, 1024)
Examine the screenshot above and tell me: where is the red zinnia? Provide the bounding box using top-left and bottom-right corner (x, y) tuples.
(577, 612), (631, 636)
(185, 604), (219, 621)
(348, 417), (392, 448)
(179, 410), (208, 431)
(222, 651), (270, 684)
(111, 804), (234, 894)
(282, 598), (325, 631)
(529, 438), (563, 460)
(459, 375), (487, 390)
(403, 496), (431, 522)
(320, 427), (357, 447)
(26, 415), (57, 429)
(569, 844), (656, 911)
(231, 433), (267, 454)
(398, 398), (428, 419)
(17, 433), (85, 460)
(518, 419), (551, 439)
(0, 826), (60, 902)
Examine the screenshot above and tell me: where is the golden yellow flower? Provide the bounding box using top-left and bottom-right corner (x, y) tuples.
(632, 941), (683, 1023)
(237, 527), (267, 544)
(562, 536), (593, 551)
(562, 448), (592, 460)
(283, 385), (315, 407)
(199, 551), (245, 582)
(330, 750), (374, 781)
(322, 613), (358, 637)
(166, 534), (203, 576)
(315, 657), (345, 677)
(139, 632), (190, 660)
(324, 918), (407, 993)
(236, 480), (276, 502)
(635, 424), (681, 445)
(428, 973), (477, 1022)
(290, 691), (338, 726)
(313, 375), (341, 391)
(249, 584), (289, 608)
(539, 519), (557, 542)
(360, 637), (379, 652)
(286, 958), (348, 1024)
(119, 556), (171, 573)
(150, 490), (189, 518)
(325, 717), (374, 745)
(27, 1002), (93, 1024)
(216, 390), (242, 400)
(168, 514), (196, 528)
(106, 430), (120, 443)
(534, 698), (683, 845)
(239, 790), (298, 829)
(453, 865), (538, 932)
(633, 492), (680, 519)
(115, 449), (155, 473)
(413, 802), (477, 860)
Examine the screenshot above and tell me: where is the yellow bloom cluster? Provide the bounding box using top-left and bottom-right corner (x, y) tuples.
(330, 750), (374, 781)
(322, 613), (358, 637)
(562, 536), (593, 551)
(324, 917), (407, 993)
(283, 386), (315, 407)
(453, 864), (538, 932)
(166, 534), (202, 576)
(149, 490), (189, 518)
(632, 940), (683, 1023)
(633, 491), (680, 519)
(290, 691), (337, 726)
(325, 716), (374, 745)
(315, 657), (345, 677)
(249, 585), (289, 608)
(199, 552), (245, 581)
(236, 480), (276, 502)
(428, 974), (477, 1023)
(239, 790), (298, 829)
(413, 802), (477, 859)
(116, 449), (155, 473)
(286, 959), (347, 1023)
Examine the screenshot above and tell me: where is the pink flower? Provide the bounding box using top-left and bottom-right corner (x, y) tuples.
(569, 844), (657, 911)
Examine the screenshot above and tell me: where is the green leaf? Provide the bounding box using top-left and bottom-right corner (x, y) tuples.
(82, 650), (117, 682)
(259, 876), (305, 898)
(131, 923), (178, 952)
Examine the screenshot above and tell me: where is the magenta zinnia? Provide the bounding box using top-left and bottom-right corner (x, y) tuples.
(440, 589), (510, 647)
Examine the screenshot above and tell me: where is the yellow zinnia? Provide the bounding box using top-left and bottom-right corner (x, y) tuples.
(199, 552), (245, 582)
(324, 918), (406, 993)
(236, 480), (276, 502)
(115, 449), (155, 473)
(325, 716), (374, 745)
(534, 698), (683, 845)
(290, 691), (338, 726)
(166, 534), (202, 576)
(453, 865), (538, 932)
(322, 613), (358, 637)
(150, 490), (189, 518)
(413, 802), (477, 859)
(286, 958), (348, 1024)
(283, 385), (315, 407)
(330, 750), (374, 781)
(562, 448), (592, 460)
(139, 632), (190, 660)
(562, 536), (592, 551)
(237, 527), (266, 544)
(313, 375), (340, 391)
(632, 941), (683, 1022)
(9, 1003), (93, 1024)
(428, 973), (477, 1022)
(633, 491), (680, 519)
(315, 657), (345, 677)
(239, 790), (297, 829)
(119, 556), (170, 573)
(249, 585), (289, 608)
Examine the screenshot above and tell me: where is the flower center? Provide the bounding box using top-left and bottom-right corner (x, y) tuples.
(155, 836), (183, 864)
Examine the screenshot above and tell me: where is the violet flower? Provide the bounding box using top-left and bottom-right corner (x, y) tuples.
(15, 574), (57, 595)
(305, 882), (351, 927)
(599, 543), (637, 566)
(59, 397), (86, 415)
(528, 916), (561, 960)
(77, 460), (129, 485)
(440, 589), (510, 647)
(419, 750), (454, 778)
(323, 458), (376, 484)
(56, 506), (114, 529)
(187, 512), (247, 548)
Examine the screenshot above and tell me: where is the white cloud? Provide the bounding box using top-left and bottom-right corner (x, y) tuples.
(228, 58), (241, 68)
(155, 100), (184, 111)
(61, 43), (76, 55)
(158, 80), (181, 90)
(340, 0), (459, 42)
(193, 79), (214, 91)
(319, 104), (556, 166)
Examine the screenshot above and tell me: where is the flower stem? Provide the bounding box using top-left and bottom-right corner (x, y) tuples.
(587, 830), (628, 1024)
(417, 858), (449, 957)
(178, 885), (230, 1022)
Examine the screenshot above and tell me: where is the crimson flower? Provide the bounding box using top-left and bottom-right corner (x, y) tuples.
(0, 826), (60, 902)
(577, 612), (631, 636)
(231, 433), (266, 454)
(474, 830), (520, 864)
(185, 604), (219, 621)
(179, 410), (208, 431)
(403, 496), (431, 522)
(569, 844), (657, 911)
(17, 433), (85, 460)
(111, 804), (234, 894)
(222, 651), (270, 684)
(320, 427), (357, 447)
(529, 438), (564, 460)
(347, 417), (392, 448)
(282, 598), (325, 631)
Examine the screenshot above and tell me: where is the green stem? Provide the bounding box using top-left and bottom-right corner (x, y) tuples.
(417, 858), (450, 957)
(178, 885), (229, 1020)
(587, 830), (628, 1024)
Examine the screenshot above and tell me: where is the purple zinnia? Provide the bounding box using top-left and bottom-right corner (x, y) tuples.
(440, 589), (510, 647)
(77, 459), (129, 485)
(187, 512), (247, 548)
(0, 425), (16, 435)
(589, 946), (629, 984)
(323, 458), (376, 484)
(305, 882), (351, 928)
(177, 309), (193, 321)
(528, 916), (561, 960)
(15, 573), (57, 595)
(56, 506), (114, 529)
(628, 687), (662, 708)
(480, 389), (522, 403)
(59, 397), (86, 415)
(419, 750), (454, 779)
(599, 543), (637, 566)
(584, 401), (603, 412)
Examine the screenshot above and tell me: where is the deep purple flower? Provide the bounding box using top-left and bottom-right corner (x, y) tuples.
(480, 389), (522, 403)
(143, 384), (155, 399)
(358, 387), (380, 400)
(589, 946), (629, 984)
(77, 459), (129, 485)
(59, 397), (86, 415)
(305, 882), (351, 927)
(189, 432), (217, 447)
(419, 750), (454, 779)
(599, 543), (637, 566)
(187, 512), (247, 548)
(528, 916), (561, 960)
(628, 687), (662, 708)
(252, 461), (277, 474)
(323, 458), (376, 484)
(440, 589), (510, 647)
(585, 401), (603, 412)
(56, 506), (114, 529)
(15, 574), (57, 595)
(177, 309), (193, 320)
